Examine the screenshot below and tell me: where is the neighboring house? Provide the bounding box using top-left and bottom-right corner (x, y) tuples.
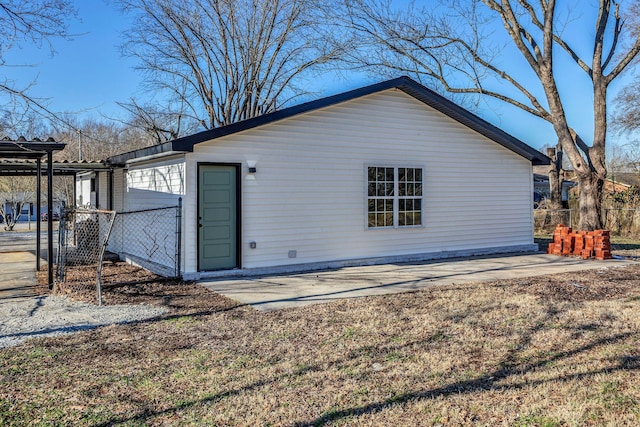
(83, 77), (549, 279)
(568, 173), (640, 200)
(609, 172), (640, 188)
(533, 173), (577, 207)
(76, 171), (107, 209)
(0, 193), (62, 222)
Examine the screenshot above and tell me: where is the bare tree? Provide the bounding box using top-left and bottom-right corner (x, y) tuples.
(613, 81), (640, 134)
(51, 118), (155, 162)
(116, 97), (199, 144)
(546, 146), (564, 210)
(0, 176), (35, 230)
(116, 0), (342, 133)
(613, 0), (640, 132)
(341, 0), (640, 230)
(0, 1), (76, 120)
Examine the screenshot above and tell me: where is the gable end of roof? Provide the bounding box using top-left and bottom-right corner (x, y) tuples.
(108, 76), (550, 166)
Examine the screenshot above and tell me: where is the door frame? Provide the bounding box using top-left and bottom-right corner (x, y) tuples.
(196, 162), (242, 271)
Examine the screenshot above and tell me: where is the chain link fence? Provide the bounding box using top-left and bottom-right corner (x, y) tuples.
(57, 207), (117, 305)
(534, 207), (640, 237)
(55, 200), (182, 305)
(107, 201), (182, 277)
(602, 208), (640, 237)
(533, 209), (573, 234)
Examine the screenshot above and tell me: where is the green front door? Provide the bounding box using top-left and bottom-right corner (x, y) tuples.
(198, 165), (238, 270)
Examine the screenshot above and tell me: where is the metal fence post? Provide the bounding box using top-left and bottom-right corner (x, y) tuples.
(96, 211), (117, 306)
(569, 209), (573, 227)
(176, 197), (182, 278)
(57, 202), (67, 282)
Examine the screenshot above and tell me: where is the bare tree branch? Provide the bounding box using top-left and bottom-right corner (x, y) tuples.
(340, 0), (640, 230)
(117, 0), (342, 133)
(0, 1), (77, 131)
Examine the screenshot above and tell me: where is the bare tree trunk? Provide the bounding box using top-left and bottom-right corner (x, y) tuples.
(577, 173), (604, 230)
(546, 147), (563, 209)
(546, 146), (564, 226)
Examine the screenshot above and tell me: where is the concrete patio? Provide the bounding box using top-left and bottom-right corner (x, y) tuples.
(200, 253), (637, 311)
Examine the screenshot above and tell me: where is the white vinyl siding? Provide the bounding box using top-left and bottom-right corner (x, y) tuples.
(176, 89), (534, 274)
(76, 174), (93, 208)
(112, 168), (124, 212)
(123, 156), (185, 211)
(97, 171), (109, 209)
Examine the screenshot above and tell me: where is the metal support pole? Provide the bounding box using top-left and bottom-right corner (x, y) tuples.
(36, 157), (42, 271)
(47, 151), (54, 289)
(176, 197), (182, 278)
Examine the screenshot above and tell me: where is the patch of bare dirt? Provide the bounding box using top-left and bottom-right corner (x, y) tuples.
(38, 262), (239, 315)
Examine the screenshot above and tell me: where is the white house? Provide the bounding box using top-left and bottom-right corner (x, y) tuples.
(84, 77), (549, 279)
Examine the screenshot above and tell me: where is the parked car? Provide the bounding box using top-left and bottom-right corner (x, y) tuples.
(41, 212), (60, 221)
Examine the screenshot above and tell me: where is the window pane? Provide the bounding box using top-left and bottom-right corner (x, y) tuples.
(403, 212), (412, 226)
(385, 199), (393, 212)
(385, 168), (394, 181)
(415, 199), (422, 210)
(368, 213), (377, 227)
(368, 183), (376, 196)
(407, 183), (415, 196)
(413, 212), (422, 226)
(415, 169), (422, 182)
(398, 168), (406, 182)
(368, 199), (375, 212)
(386, 183), (394, 196)
(368, 167), (375, 181)
(385, 212), (393, 226)
(415, 183), (422, 196)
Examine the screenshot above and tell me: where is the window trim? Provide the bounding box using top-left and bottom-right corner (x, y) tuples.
(365, 165), (424, 230)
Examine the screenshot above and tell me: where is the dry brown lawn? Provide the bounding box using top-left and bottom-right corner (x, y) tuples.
(2, 260), (640, 426)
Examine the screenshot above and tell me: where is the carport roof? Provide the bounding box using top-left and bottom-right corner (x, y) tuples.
(0, 137), (65, 159)
(0, 159), (109, 176)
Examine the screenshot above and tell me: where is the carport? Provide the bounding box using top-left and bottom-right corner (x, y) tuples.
(0, 137), (65, 288)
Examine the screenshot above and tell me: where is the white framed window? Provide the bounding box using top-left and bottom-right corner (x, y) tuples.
(367, 166), (423, 228)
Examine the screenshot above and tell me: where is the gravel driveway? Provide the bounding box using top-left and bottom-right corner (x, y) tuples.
(0, 295), (167, 348)
(0, 227), (168, 348)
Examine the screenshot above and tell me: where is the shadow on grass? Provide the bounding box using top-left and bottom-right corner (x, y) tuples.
(293, 301), (633, 426)
(88, 295), (640, 427)
(610, 242), (640, 250)
(534, 237), (552, 252)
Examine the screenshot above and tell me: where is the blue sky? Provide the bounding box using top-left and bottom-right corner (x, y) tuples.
(2, 1), (140, 121)
(1, 0), (635, 151)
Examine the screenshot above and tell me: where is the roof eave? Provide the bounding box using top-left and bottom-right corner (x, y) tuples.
(107, 142), (185, 166)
